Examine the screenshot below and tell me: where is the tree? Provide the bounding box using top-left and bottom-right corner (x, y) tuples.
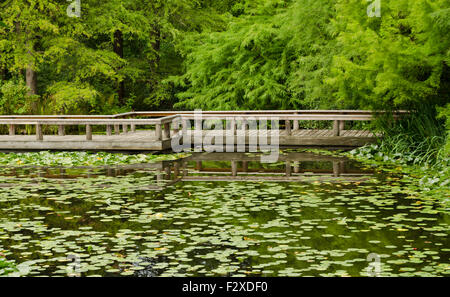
(328, 0), (450, 110)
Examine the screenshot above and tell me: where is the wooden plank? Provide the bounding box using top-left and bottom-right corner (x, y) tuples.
(0, 140), (164, 150)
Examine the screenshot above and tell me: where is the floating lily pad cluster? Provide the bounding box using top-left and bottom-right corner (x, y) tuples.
(0, 151), (189, 167)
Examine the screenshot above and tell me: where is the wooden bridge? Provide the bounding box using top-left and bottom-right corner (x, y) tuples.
(0, 110), (404, 151)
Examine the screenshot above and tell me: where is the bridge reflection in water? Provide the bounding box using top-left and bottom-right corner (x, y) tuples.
(0, 152), (374, 191)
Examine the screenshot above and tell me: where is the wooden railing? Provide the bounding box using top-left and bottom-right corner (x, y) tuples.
(0, 110), (407, 141)
(177, 113), (378, 137)
(0, 115), (178, 141)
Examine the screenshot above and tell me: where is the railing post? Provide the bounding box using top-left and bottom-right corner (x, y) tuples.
(182, 119), (189, 134)
(106, 125), (112, 136)
(231, 118), (236, 136)
(123, 124), (128, 134)
(155, 124), (162, 141)
(36, 123), (43, 141)
(9, 124), (15, 136)
(293, 119), (299, 131)
(286, 119), (291, 136)
(339, 120), (345, 131)
(114, 124), (120, 135)
(58, 125), (65, 136)
(131, 124), (136, 133)
(163, 122), (170, 140)
(333, 120), (340, 136)
(86, 124), (92, 141)
(172, 118), (180, 136)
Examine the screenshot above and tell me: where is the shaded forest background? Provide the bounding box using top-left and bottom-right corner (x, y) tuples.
(0, 0), (448, 113)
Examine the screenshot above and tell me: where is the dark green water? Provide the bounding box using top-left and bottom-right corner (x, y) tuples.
(0, 152), (448, 276)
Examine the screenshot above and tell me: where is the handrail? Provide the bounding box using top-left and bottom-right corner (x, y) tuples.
(179, 114), (375, 120)
(0, 110), (409, 120)
(0, 115), (181, 141)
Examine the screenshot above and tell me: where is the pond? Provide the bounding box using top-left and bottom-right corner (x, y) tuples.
(0, 151), (448, 276)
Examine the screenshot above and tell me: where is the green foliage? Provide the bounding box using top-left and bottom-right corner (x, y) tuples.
(329, 0), (450, 110)
(0, 0), (228, 114)
(437, 103), (450, 159)
(171, 0), (337, 110)
(348, 144), (449, 206)
(0, 256), (16, 276)
(372, 103), (446, 165)
(0, 78), (36, 114)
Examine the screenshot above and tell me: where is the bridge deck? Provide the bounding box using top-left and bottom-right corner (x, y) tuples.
(0, 129), (377, 151)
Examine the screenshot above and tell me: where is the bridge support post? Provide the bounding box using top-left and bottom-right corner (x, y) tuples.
(9, 124), (15, 136)
(231, 161), (238, 177)
(242, 161), (248, 173)
(333, 120), (340, 136)
(86, 125), (92, 141)
(58, 125), (65, 136)
(333, 161), (341, 177)
(36, 123), (43, 141)
(286, 161), (292, 177)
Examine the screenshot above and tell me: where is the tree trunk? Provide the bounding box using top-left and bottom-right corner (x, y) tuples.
(150, 26), (160, 74)
(114, 30), (125, 105)
(26, 66), (37, 96)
